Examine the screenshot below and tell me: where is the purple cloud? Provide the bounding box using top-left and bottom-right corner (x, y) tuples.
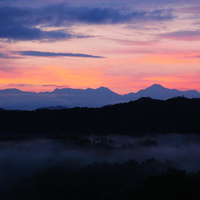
(8, 83), (34, 87)
(178, 6), (200, 14)
(110, 38), (158, 46)
(7, 83), (69, 89)
(0, 4), (174, 41)
(0, 6), (90, 41)
(39, 4), (174, 25)
(160, 30), (200, 41)
(17, 51), (104, 58)
(0, 53), (15, 58)
(43, 85), (69, 88)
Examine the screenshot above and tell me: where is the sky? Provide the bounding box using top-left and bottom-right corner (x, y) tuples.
(0, 0), (200, 94)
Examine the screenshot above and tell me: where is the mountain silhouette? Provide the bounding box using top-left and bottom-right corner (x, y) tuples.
(124, 84), (200, 100)
(39, 105), (69, 110)
(50, 86), (120, 97)
(0, 88), (28, 94)
(0, 84), (200, 110)
(142, 84), (199, 98)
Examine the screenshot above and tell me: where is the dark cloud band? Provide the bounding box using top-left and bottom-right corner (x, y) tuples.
(0, 4), (175, 41)
(17, 51), (104, 58)
(40, 4), (174, 25)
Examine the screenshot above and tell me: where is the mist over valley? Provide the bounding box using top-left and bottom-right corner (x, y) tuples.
(1, 133), (200, 199)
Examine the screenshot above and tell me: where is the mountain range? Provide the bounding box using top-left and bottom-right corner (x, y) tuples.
(0, 84), (200, 110)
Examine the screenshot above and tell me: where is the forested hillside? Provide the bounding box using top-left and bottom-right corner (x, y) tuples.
(1, 96), (200, 135)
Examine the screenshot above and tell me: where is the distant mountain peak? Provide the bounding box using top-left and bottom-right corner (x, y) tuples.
(97, 86), (109, 90)
(85, 86), (111, 91)
(149, 84), (164, 88)
(142, 84), (175, 93)
(95, 86), (120, 96)
(0, 88), (24, 94)
(96, 86), (113, 91)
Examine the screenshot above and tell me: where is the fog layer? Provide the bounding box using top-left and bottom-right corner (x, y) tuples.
(0, 133), (200, 184)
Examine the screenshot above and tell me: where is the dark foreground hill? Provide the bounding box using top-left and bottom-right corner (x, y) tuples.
(1, 96), (200, 135)
(3, 159), (197, 200)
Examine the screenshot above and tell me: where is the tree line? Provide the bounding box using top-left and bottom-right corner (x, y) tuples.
(0, 96), (200, 135)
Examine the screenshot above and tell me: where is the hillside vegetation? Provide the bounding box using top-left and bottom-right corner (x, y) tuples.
(0, 97), (200, 135)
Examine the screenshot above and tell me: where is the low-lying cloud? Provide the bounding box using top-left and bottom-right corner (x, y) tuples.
(17, 51), (104, 58)
(0, 133), (200, 194)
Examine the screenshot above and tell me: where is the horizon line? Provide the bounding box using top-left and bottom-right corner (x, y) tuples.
(0, 83), (199, 95)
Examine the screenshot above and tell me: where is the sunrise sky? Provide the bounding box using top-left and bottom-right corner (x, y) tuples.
(0, 0), (200, 94)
